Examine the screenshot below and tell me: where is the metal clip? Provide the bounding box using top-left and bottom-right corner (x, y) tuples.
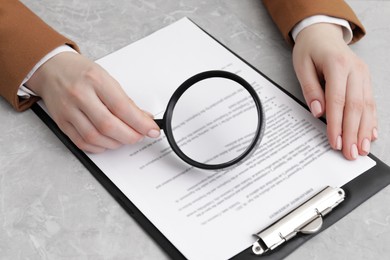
(252, 186), (345, 255)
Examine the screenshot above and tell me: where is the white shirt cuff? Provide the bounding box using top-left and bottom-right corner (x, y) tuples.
(17, 45), (78, 98)
(291, 15), (353, 44)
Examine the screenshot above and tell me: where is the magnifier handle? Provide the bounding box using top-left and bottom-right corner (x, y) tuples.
(154, 119), (164, 129)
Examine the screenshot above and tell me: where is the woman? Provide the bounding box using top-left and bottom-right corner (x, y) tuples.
(0, 0), (377, 160)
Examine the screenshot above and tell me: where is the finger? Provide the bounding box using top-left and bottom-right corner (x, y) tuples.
(96, 74), (160, 138)
(324, 66), (348, 151)
(358, 108), (373, 156)
(371, 86), (379, 141)
(293, 55), (325, 118)
(341, 71), (364, 160)
(143, 110), (155, 119)
(357, 76), (377, 155)
(66, 107), (124, 150)
(78, 91), (146, 145)
(372, 122), (379, 141)
(59, 121), (107, 153)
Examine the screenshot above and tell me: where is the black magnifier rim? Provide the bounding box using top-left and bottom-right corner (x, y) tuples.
(159, 70), (264, 170)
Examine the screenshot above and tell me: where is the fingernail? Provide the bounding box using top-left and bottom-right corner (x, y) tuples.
(361, 138), (370, 154)
(336, 135), (342, 150)
(351, 144), (358, 160)
(147, 129), (160, 138)
(372, 128), (378, 140)
(310, 100), (322, 117)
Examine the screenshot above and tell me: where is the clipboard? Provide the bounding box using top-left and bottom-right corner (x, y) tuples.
(31, 18), (390, 260)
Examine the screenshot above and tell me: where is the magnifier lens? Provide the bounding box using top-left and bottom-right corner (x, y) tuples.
(170, 77), (259, 166)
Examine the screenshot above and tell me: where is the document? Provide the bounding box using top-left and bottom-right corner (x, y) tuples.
(80, 18), (375, 260)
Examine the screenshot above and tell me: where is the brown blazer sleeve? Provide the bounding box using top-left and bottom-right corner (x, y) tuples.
(0, 0), (79, 111)
(262, 0), (366, 46)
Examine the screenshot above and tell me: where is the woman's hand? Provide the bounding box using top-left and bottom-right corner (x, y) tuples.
(293, 23), (377, 160)
(26, 52), (160, 153)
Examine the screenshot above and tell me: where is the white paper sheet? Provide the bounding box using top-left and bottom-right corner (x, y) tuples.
(81, 18), (375, 260)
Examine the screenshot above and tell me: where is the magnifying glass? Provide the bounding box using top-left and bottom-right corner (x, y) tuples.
(154, 70), (265, 170)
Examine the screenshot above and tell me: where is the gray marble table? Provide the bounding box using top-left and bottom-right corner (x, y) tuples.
(1, 1), (389, 259)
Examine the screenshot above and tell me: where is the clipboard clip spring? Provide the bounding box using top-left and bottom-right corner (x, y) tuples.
(252, 186), (345, 255)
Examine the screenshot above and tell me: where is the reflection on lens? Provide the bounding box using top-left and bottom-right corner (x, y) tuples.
(171, 77), (259, 166)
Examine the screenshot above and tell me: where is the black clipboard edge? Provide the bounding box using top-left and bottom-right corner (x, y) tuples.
(230, 155), (390, 260)
(31, 18), (390, 260)
(191, 19), (390, 260)
(31, 103), (186, 260)
(189, 20), (390, 260)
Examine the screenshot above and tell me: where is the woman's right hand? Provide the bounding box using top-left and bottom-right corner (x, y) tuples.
(26, 52), (161, 153)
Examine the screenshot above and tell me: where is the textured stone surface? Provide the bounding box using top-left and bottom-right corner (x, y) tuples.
(1, 1), (389, 259)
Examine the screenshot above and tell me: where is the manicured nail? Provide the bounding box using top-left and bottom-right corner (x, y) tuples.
(351, 144), (358, 160)
(148, 129), (161, 138)
(372, 128), (378, 140)
(310, 100), (322, 117)
(336, 135), (342, 150)
(361, 138), (370, 154)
